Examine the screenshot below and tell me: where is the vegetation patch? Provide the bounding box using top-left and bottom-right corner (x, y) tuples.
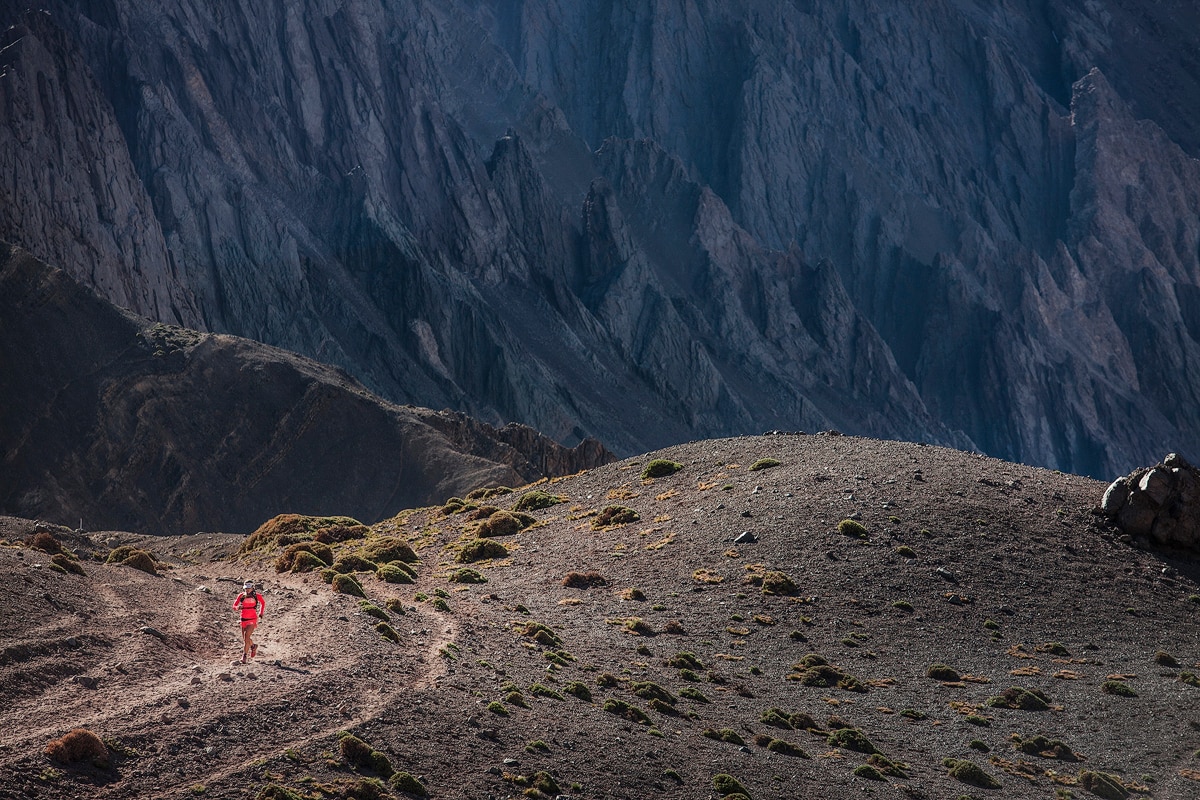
(45, 728), (109, 768)
(448, 567), (487, 584)
(388, 770), (428, 796)
(703, 728), (745, 745)
(895, 545), (917, 558)
(467, 485), (512, 501)
(519, 621), (563, 648)
(331, 554), (377, 574)
(529, 683), (565, 701)
(987, 686), (1050, 710)
(376, 563), (415, 584)
(629, 681), (675, 706)
(337, 732), (392, 777)
(853, 764), (885, 780)
(693, 568), (724, 584)
(592, 505), (640, 528)
(712, 773), (751, 797)
(359, 537), (417, 564)
(358, 602), (389, 622)
(926, 663), (960, 681)
(766, 739), (807, 757)
(667, 652), (704, 670)
(678, 686), (710, 703)
(945, 758), (1001, 789)
(1153, 650), (1179, 667)
(275, 541), (334, 573)
(562, 571), (606, 589)
(477, 510), (534, 537)
(51, 553), (86, 576)
(826, 728), (879, 754)
(1078, 770), (1131, 799)
(375, 622), (400, 643)
(1100, 680), (1137, 697)
(642, 459), (683, 479)
(786, 654), (867, 692)
(239, 514), (364, 552)
(106, 546), (157, 574)
(458, 538), (509, 563)
(748, 458), (781, 471)
(331, 573), (366, 597)
(760, 571), (798, 596)
(1013, 734), (1078, 760)
(837, 519), (869, 539)
(513, 490), (564, 512)
(603, 698), (650, 724)
(564, 681), (592, 701)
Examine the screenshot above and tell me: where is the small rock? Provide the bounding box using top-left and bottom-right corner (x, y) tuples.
(503, 758), (519, 766)
(733, 531), (757, 544)
(935, 567), (958, 583)
(176, 697), (190, 708)
(190, 676), (202, 685)
(72, 675), (99, 690)
(217, 672), (233, 682)
(139, 625), (167, 640)
(740, 510), (752, 518)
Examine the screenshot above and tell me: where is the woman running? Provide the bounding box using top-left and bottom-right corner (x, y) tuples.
(233, 579), (265, 663)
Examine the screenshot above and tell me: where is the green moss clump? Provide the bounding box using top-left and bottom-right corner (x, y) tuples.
(602, 698), (649, 724)
(760, 571), (797, 596)
(1100, 680), (1137, 697)
(529, 683), (565, 701)
(1153, 650), (1179, 667)
(477, 510), (535, 537)
(256, 785), (305, 800)
(466, 485), (513, 501)
(119, 550), (157, 574)
(629, 681), (675, 705)
(359, 602), (390, 621)
(448, 567), (487, 584)
(667, 652), (703, 670)
(853, 764), (885, 780)
(987, 686), (1050, 710)
(1078, 770), (1131, 799)
(1014, 734), (1076, 760)
(702, 728), (745, 745)
(946, 758), (1001, 789)
(388, 771), (428, 797)
(892, 600), (914, 612)
(895, 545), (917, 558)
(359, 537), (417, 564)
(1180, 671), (1200, 688)
(331, 573), (366, 597)
(376, 563), (415, 584)
(748, 458), (781, 471)
(519, 621), (563, 648)
(826, 728), (879, 754)
(275, 541), (334, 572)
(337, 733), (392, 776)
(331, 554), (377, 574)
(926, 663), (960, 681)
(531, 771), (559, 796)
(678, 686), (709, 703)
(712, 773), (751, 797)
(513, 490), (563, 512)
(564, 681), (592, 701)
(759, 708), (793, 729)
(837, 519), (868, 538)
(51, 553), (86, 576)
(458, 538), (509, 563)
(592, 505), (640, 528)
(375, 622), (400, 643)
(766, 739), (807, 757)
(239, 514), (363, 553)
(642, 459), (683, 479)
(487, 701), (508, 715)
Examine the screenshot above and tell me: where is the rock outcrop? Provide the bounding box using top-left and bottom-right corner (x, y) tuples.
(0, 243), (611, 535)
(1101, 454), (1200, 551)
(1, 1), (1198, 479)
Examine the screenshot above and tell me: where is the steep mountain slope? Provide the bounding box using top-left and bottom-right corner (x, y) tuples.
(0, 244), (609, 535)
(3, 436), (1199, 799)
(1, 1), (1198, 477)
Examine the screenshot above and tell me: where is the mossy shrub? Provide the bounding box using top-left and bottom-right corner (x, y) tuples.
(274, 541), (334, 572)
(331, 554), (377, 574)
(513, 490), (563, 512)
(27, 532), (65, 554)
(119, 549), (157, 574)
(506, 691), (529, 708)
(678, 686), (709, 703)
(564, 681), (592, 702)
(477, 510), (533, 537)
(1014, 734), (1076, 760)
(312, 523), (370, 544)
(625, 617), (655, 636)
(702, 728), (745, 745)
(376, 622), (400, 643)
(748, 458), (781, 471)
(1100, 680), (1137, 697)
(630, 681), (675, 705)
(448, 567), (487, 584)
(602, 698), (649, 724)
(338, 733), (393, 775)
(256, 785), (305, 800)
(529, 684), (565, 701)
(458, 538), (509, 563)
(359, 602), (390, 621)
(760, 571), (797, 596)
(45, 728), (109, 767)
(837, 519), (868, 538)
(440, 497), (468, 515)
(895, 545), (917, 558)
(520, 621), (563, 648)
(466, 505), (498, 521)
(331, 573), (366, 597)
(853, 764), (885, 780)
(51, 553), (86, 576)
(240, 514), (363, 552)
(826, 728), (879, 754)
(562, 570), (606, 588)
(1078, 770), (1131, 800)
(711, 773), (750, 797)
(360, 537), (417, 564)
(765, 738), (807, 757)
(667, 652), (703, 670)
(946, 758), (1001, 789)
(988, 686), (1050, 710)
(487, 701), (508, 715)
(466, 485), (513, 501)
(388, 771), (428, 797)
(926, 663), (960, 681)
(1153, 650), (1179, 667)
(592, 505), (640, 528)
(376, 563), (415, 584)
(531, 771), (560, 796)
(642, 459), (682, 479)
(760, 708), (793, 729)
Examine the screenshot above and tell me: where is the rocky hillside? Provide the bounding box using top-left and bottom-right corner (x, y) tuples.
(0, 244), (609, 535)
(2, 435), (1199, 799)
(2, 1), (1199, 477)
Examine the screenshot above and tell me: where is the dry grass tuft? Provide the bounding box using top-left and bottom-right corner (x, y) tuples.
(45, 728), (109, 767)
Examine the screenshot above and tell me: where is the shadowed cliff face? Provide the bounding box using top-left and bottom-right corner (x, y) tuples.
(0, 244), (611, 535)
(1, 0), (1198, 479)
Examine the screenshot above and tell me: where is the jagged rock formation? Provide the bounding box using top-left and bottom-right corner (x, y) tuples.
(1101, 453), (1200, 551)
(1, 1), (1198, 478)
(0, 243), (611, 535)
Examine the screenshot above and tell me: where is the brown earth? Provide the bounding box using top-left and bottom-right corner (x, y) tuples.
(2, 434), (1200, 800)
